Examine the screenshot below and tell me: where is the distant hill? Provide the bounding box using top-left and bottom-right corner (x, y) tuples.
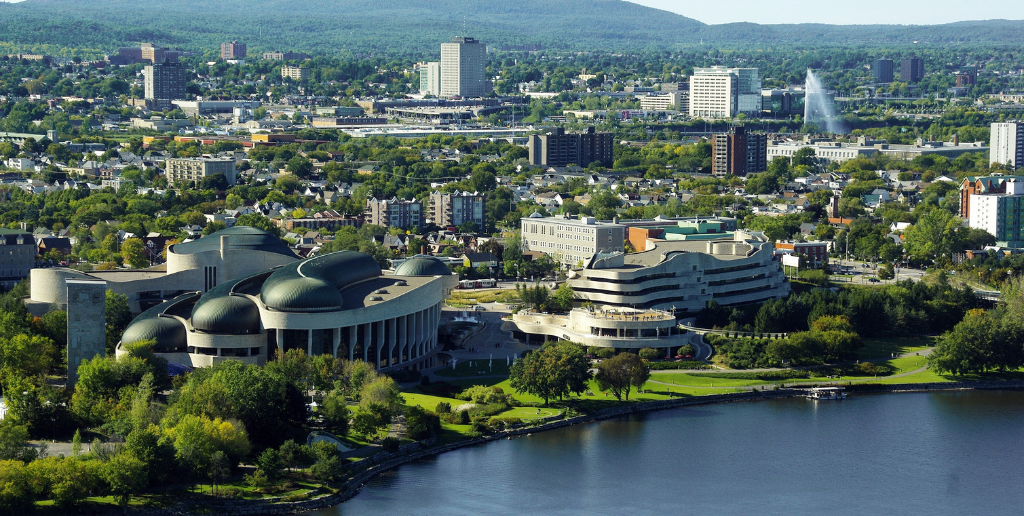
(0, 0), (1022, 55)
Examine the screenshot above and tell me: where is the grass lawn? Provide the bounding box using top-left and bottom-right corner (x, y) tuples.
(500, 406), (561, 420)
(649, 372), (769, 388)
(857, 337), (936, 360)
(434, 359), (512, 378)
(403, 392), (464, 411)
(447, 289), (518, 306)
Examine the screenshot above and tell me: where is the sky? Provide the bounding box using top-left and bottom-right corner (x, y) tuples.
(626, 0), (1024, 25)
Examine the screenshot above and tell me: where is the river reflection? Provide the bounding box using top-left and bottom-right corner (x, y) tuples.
(315, 390), (1024, 516)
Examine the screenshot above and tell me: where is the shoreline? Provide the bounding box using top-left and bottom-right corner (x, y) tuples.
(147, 380), (1024, 516)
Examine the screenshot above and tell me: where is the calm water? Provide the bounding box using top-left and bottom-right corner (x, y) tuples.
(315, 390), (1024, 516)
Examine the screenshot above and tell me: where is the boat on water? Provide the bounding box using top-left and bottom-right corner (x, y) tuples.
(807, 387), (847, 400)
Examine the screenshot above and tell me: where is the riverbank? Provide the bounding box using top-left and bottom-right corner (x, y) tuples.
(136, 379), (1024, 516)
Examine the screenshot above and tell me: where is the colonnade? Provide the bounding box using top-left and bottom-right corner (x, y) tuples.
(271, 301), (443, 371)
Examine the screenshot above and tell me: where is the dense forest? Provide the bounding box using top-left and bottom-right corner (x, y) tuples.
(1, 0), (1024, 57)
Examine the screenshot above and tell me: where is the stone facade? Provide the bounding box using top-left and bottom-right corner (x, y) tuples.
(66, 279), (106, 387)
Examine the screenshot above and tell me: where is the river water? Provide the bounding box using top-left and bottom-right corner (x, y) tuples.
(314, 390), (1024, 516)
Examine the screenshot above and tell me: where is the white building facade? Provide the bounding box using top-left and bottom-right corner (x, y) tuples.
(440, 37), (488, 98)
(991, 122), (1024, 170)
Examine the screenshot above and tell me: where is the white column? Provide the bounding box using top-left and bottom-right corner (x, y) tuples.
(275, 329), (284, 357)
(332, 328), (341, 357)
(307, 329), (313, 356)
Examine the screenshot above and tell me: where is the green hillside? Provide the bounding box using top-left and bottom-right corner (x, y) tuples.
(0, 0), (1022, 56)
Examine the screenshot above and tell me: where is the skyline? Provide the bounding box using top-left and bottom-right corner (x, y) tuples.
(627, 0), (1024, 25)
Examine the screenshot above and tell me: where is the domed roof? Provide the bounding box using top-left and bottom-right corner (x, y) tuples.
(259, 250), (381, 312)
(191, 295), (261, 334)
(169, 225), (297, 259)
(122, 316), (187, 352)
(394, 256), (452, 277)
(528, 210), (545, 218)
(121, 293), (198, 352)
(261, 276), (344, 311)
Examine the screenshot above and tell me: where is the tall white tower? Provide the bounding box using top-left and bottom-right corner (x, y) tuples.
(440, 37), (488, 98)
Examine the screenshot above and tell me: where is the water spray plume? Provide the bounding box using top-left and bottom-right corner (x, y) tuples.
(805, 69), (842, 134)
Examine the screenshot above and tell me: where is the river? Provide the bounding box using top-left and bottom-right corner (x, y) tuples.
(313, 390), (1024, 515)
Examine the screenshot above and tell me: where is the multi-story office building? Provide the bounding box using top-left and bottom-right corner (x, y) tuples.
(689, 67), (760, 119)
(968, 178), (1024, 246)
(220, 41), (246, 60)
(901, 56), (924, 82)
(0, 229), (35, 289)
(527, 127), (614, 168)
(263, 51), (311, 61)
(990, 122), (1024, 170)
(639, 92), (683, 111)
(521, 214), (625, 267)
(711, 126), (767, 177)
(439, 37), (489, 98)
(165, 157), (237, 187)
(281, 65), (311, 81)
(430, 190), (485, 230)
(761, 89), (806, 117)
(659, 82), (687, 92)
(366, 197), (423, 229)
(143, 62), (188, 110)
(873, 58), (895, 83)
(419, 61), (441, 96)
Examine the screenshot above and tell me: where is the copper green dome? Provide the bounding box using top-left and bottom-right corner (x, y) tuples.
(261, 276), (344, 311)
(259, 250), (381, 312)
(394, 256), (452, 277)
(192, 295), (261, 334)
(121, 295), (197, 353)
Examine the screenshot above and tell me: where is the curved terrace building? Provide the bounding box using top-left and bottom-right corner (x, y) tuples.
(569, 230), (789, 314)
(115, 252), (457, 371)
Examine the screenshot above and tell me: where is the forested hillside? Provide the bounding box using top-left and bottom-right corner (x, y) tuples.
(0, 0), (1022, 57)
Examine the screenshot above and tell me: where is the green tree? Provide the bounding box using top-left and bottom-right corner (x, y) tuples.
(508, 342), (590, 405)
(256, 448), (284, 480)
(594, 352), (650, 401)
(319, 391), (350, 437)
(121, 237), (149, 268)
(104, 453), (147, 509)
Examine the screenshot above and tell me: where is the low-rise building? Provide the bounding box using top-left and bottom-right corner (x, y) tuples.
(430, 190), (485, 230)
(365, 197), (423, 229)
(282, 65), (310, 81)
(521, 214), (625, 267)
(164, 157), (237, 187)
(0, 229), (35, 289)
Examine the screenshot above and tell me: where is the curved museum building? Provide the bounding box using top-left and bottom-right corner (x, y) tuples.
(568, 230), (790, 313)
(30, 226), (301, 314)
(114, 252), (457, 371)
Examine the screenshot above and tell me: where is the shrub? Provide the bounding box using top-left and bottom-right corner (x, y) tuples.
(458, 385), (509, 404)
(595, 348), (615, 359)
(467, 402), (509, 418)
(381, 437), (400, 453)
(677, 344), (696, 356)
(435, 401), (451, 413)
(638, 348), (660, 360)
(487, 416), (523, 430)
(283, 492), (311, 502)
(244, 468), (269, 489)
(457, 410), (470, 425)
(405, 406), (441, 441)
